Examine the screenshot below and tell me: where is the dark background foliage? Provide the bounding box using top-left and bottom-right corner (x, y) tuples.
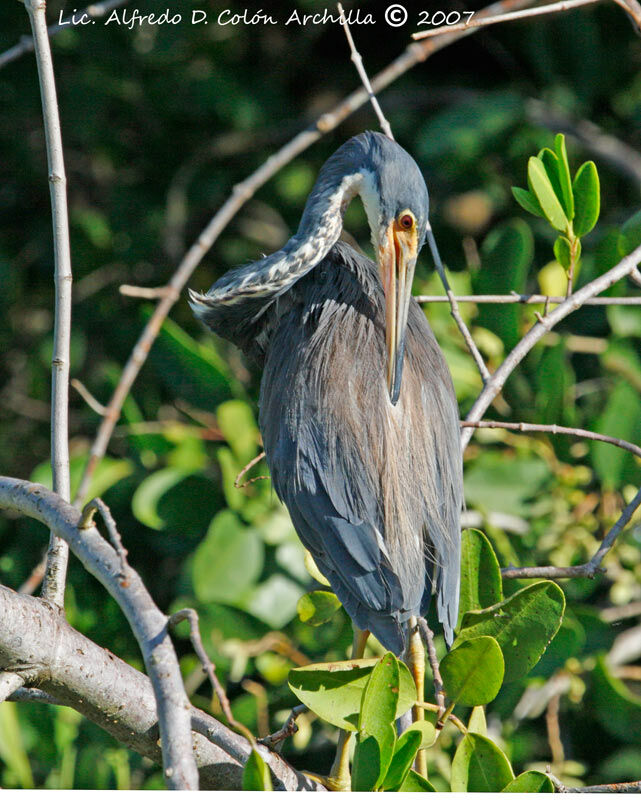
(1, 0), (640, 789)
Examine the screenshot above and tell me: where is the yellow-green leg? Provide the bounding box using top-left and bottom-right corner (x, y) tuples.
(327, 627), (370, 791)
(407, 616), (427, 779)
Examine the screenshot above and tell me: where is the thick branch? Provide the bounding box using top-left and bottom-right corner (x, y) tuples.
(24, 0), (73, 607)
(0, 586), (320, 791)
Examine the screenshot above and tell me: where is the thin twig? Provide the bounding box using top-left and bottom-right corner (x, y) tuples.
(412, 0), (603, 40)
(71, 0), (538, 513)
(337, 2), (394, 140)
(502, 485), (641, 579)
(425, 227), (490, 382)
(0, 0), (129, 70)
(416, 293), (641, 305)
(417, 618), (446, 716)
(547, 769), (641, 793)
(169, 608), (254, 743)
(546, 693), (565, 766)
(24, 0), (73, 609)
(234, 452), (268, 489)
(462, 242), (641, 450)
(415, 701), (467, 734)
(71, 379), (107, 416)
(79, 497), (130, 581)
(259, 705), (306, 750)
(462, 420), (641, 459)
(119, 284), (180, 300)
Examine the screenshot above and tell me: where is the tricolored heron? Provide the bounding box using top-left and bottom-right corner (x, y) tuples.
(190, 131), (463, 784)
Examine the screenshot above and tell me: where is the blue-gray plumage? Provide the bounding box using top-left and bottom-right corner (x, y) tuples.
(190, 132), (463, 655)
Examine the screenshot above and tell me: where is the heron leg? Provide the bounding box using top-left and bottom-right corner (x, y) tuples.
(327, 627), (369, 792)
(407, 615), (428, 779)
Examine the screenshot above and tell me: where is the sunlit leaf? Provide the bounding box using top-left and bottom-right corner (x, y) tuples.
(502, 770), (554, 792)
(288, 658), (416, 731)
(458, 529), (502, 626)
(217, 400), (259, 466)
(131, 467), (190, 530)
(451, 732), (514, 791)
(458, 581), (565, 682)
(528, 156), (568, 231)
(381, 730), (422, 791)
(297, 590), (342, 626)
(511, 186), (543, 218)
(572, 161), (600, 237)
(442, 636), (504, 706)
(554, 133), (575, 219)
(398, 769), (436, 791)
(242, 747), (272, 791)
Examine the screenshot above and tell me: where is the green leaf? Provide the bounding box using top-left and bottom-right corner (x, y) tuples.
(242, 574), (302, 629)
(618, 208), (641, 263)
(528, 156), (568, 232)
(360, 653), (400, 735)
(458, 529), (503, 626)
(442, 636), (504, 706)
(288, 658), (416, 731)
(572, 161), (600, 236)
(511, 186), (543, 218)
(451, 732), (514, 792)
(131, 467), (190, 530)
(401, 720), (437, 749)
(242, 747), (273, 791)
(538, 147), (565, 211)
(303, 550), (331, 586)
(554, 133), (575, 219)
(32, 455), (133, 505)
(468, 706), (487, 735)
(297, 591), (342, 626)
(591, 380), (641, 489)
(553, 235), (573, 270)
(0, 704), (34, 788)
(475, 220), (534, 350)
(352, 725), (396, 791)
(592, 653), (641, 744)
(192, 510), (264, 604)
(398, 770), (436, 791)
(382, 730), (422, 791)
(458, 581), (565, 682)
(502, 770), (555, 792)
(217, 400), (259, 466)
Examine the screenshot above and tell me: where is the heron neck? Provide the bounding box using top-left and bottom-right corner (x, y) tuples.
(205, 170), (366, 305)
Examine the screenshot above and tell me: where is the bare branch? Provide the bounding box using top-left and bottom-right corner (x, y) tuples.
(462, 242), (641, 449)
(0, 585), (322, 791)
(71, 0), (538, 511)
(412, 0), (603, 40)
(337, 2), (394, 140)
(259, 705), (307, 751)
(0, 478), (198, 789)
(417, 618), (446, 716)
(502, 486), (641, 579)
(169, 608), (254, 742)
(0, 0), (129, 70)
(24, 0), (73, 608)
(71, 379), (107, 416)
(417, 292), (641, 305)
(548, 769), (641, 793)
(462, 420), (641, 459)
(234, 452), (268, 489)
(119, 284), (180, 300)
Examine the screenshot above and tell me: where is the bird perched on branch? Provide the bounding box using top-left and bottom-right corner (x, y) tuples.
(190, 131), (462, 657)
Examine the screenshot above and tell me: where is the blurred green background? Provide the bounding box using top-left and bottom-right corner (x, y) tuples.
(1, 0), (641, 789)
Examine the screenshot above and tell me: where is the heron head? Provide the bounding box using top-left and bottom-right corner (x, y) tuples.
(356, 133), (430, 405)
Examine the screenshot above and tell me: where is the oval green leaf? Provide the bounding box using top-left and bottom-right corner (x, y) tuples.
(382, 730), (422, 791)
(442, 636), (504, 706)
(242, 747), (273, 791)
(458, 529), (503, 627)
(528, 156), (568, 232)
(297, 590), (342, 626)
(458, 581), (565, 682)
(468, 706), (487, 735)
(288, 657), (416, 731)
(502, 770), (555, 792)
(553, 235), (573, 270)
(554, 133), (575, 219)
(511, 186), (543, 218)
(592, 653), (641, 744)
(401, 719), (436, 749)
(132, 467), (190, 530)
(573, 160), (600, 237)
(398, 770), (436, 791)
(360, 653), (400, 736)
(451, 732), (514, 792)
(352, 725), (396, 791)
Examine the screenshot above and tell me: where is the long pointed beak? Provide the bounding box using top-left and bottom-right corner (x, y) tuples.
(379, 225), (418, 405)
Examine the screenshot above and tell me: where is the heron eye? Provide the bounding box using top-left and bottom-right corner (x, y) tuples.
(399, 214), (414, 230)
